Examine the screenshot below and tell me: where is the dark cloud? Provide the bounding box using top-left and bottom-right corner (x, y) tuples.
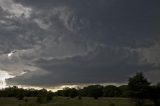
(0, 0), (159, 87)
(7, 46), (160, 87)
(14, 0), (160, 48)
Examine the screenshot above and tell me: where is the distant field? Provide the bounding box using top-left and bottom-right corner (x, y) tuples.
(0, 97), (154, 106)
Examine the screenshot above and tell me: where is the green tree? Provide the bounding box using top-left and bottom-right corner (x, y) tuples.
(119, 85), (129, 97)
(36, 88), (48, 104)
(103, 85), (121, 97)
(83, 85), (103, 99)
(46, 91), (54, 102)
(128, 72), (150, 106)
(69, 88), (78, 98)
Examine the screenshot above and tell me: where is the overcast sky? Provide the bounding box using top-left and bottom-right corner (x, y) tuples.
(0, 0), (160, 88)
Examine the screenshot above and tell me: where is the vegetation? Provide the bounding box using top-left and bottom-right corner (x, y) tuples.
(0, 72), (160, 106)
(128, 73), (150, 106)
(0, 97), (140, 106)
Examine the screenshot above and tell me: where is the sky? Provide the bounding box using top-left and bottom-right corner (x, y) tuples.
(0, 0), (160, 89)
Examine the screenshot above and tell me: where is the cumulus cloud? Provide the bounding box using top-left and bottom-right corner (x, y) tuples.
(0, 0), (32, 18)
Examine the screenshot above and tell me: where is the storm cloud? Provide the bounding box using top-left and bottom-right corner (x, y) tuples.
(0, 0), (159, 88)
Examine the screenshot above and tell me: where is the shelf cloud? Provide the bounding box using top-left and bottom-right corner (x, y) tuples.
(0, 0), (159, 88)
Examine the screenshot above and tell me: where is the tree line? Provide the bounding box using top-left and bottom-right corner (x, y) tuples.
(0, 72), (160, 105)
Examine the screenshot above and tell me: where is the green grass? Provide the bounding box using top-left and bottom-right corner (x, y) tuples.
(0, 97), (154, 106)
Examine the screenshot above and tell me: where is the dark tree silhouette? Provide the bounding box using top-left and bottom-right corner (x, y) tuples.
(55, 87), (78, 98)
(103, 85), (121, 97)
(82, 85), (103, 99)
(128, 72), (150, 106)
(119, 85), (129, 97)
(149, 83), (160, 106)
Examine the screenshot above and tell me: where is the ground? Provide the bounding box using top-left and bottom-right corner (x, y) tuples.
(0, 97), (154, 106)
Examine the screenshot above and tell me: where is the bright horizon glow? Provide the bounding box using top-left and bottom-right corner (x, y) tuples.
(0, 67), (126, 92)
(0, 72), (126, 92)
(0, 69), (81, 91)
(0, 70), (15, 89)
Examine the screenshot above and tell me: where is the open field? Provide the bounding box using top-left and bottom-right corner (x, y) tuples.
(0, 97), (154, 106)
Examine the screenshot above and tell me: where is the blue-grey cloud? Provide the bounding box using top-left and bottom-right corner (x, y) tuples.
(0, 0), (159, 87)
(7, 46), (160, 87)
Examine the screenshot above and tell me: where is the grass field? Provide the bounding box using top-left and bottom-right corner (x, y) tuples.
(0, 97), (154, 106)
